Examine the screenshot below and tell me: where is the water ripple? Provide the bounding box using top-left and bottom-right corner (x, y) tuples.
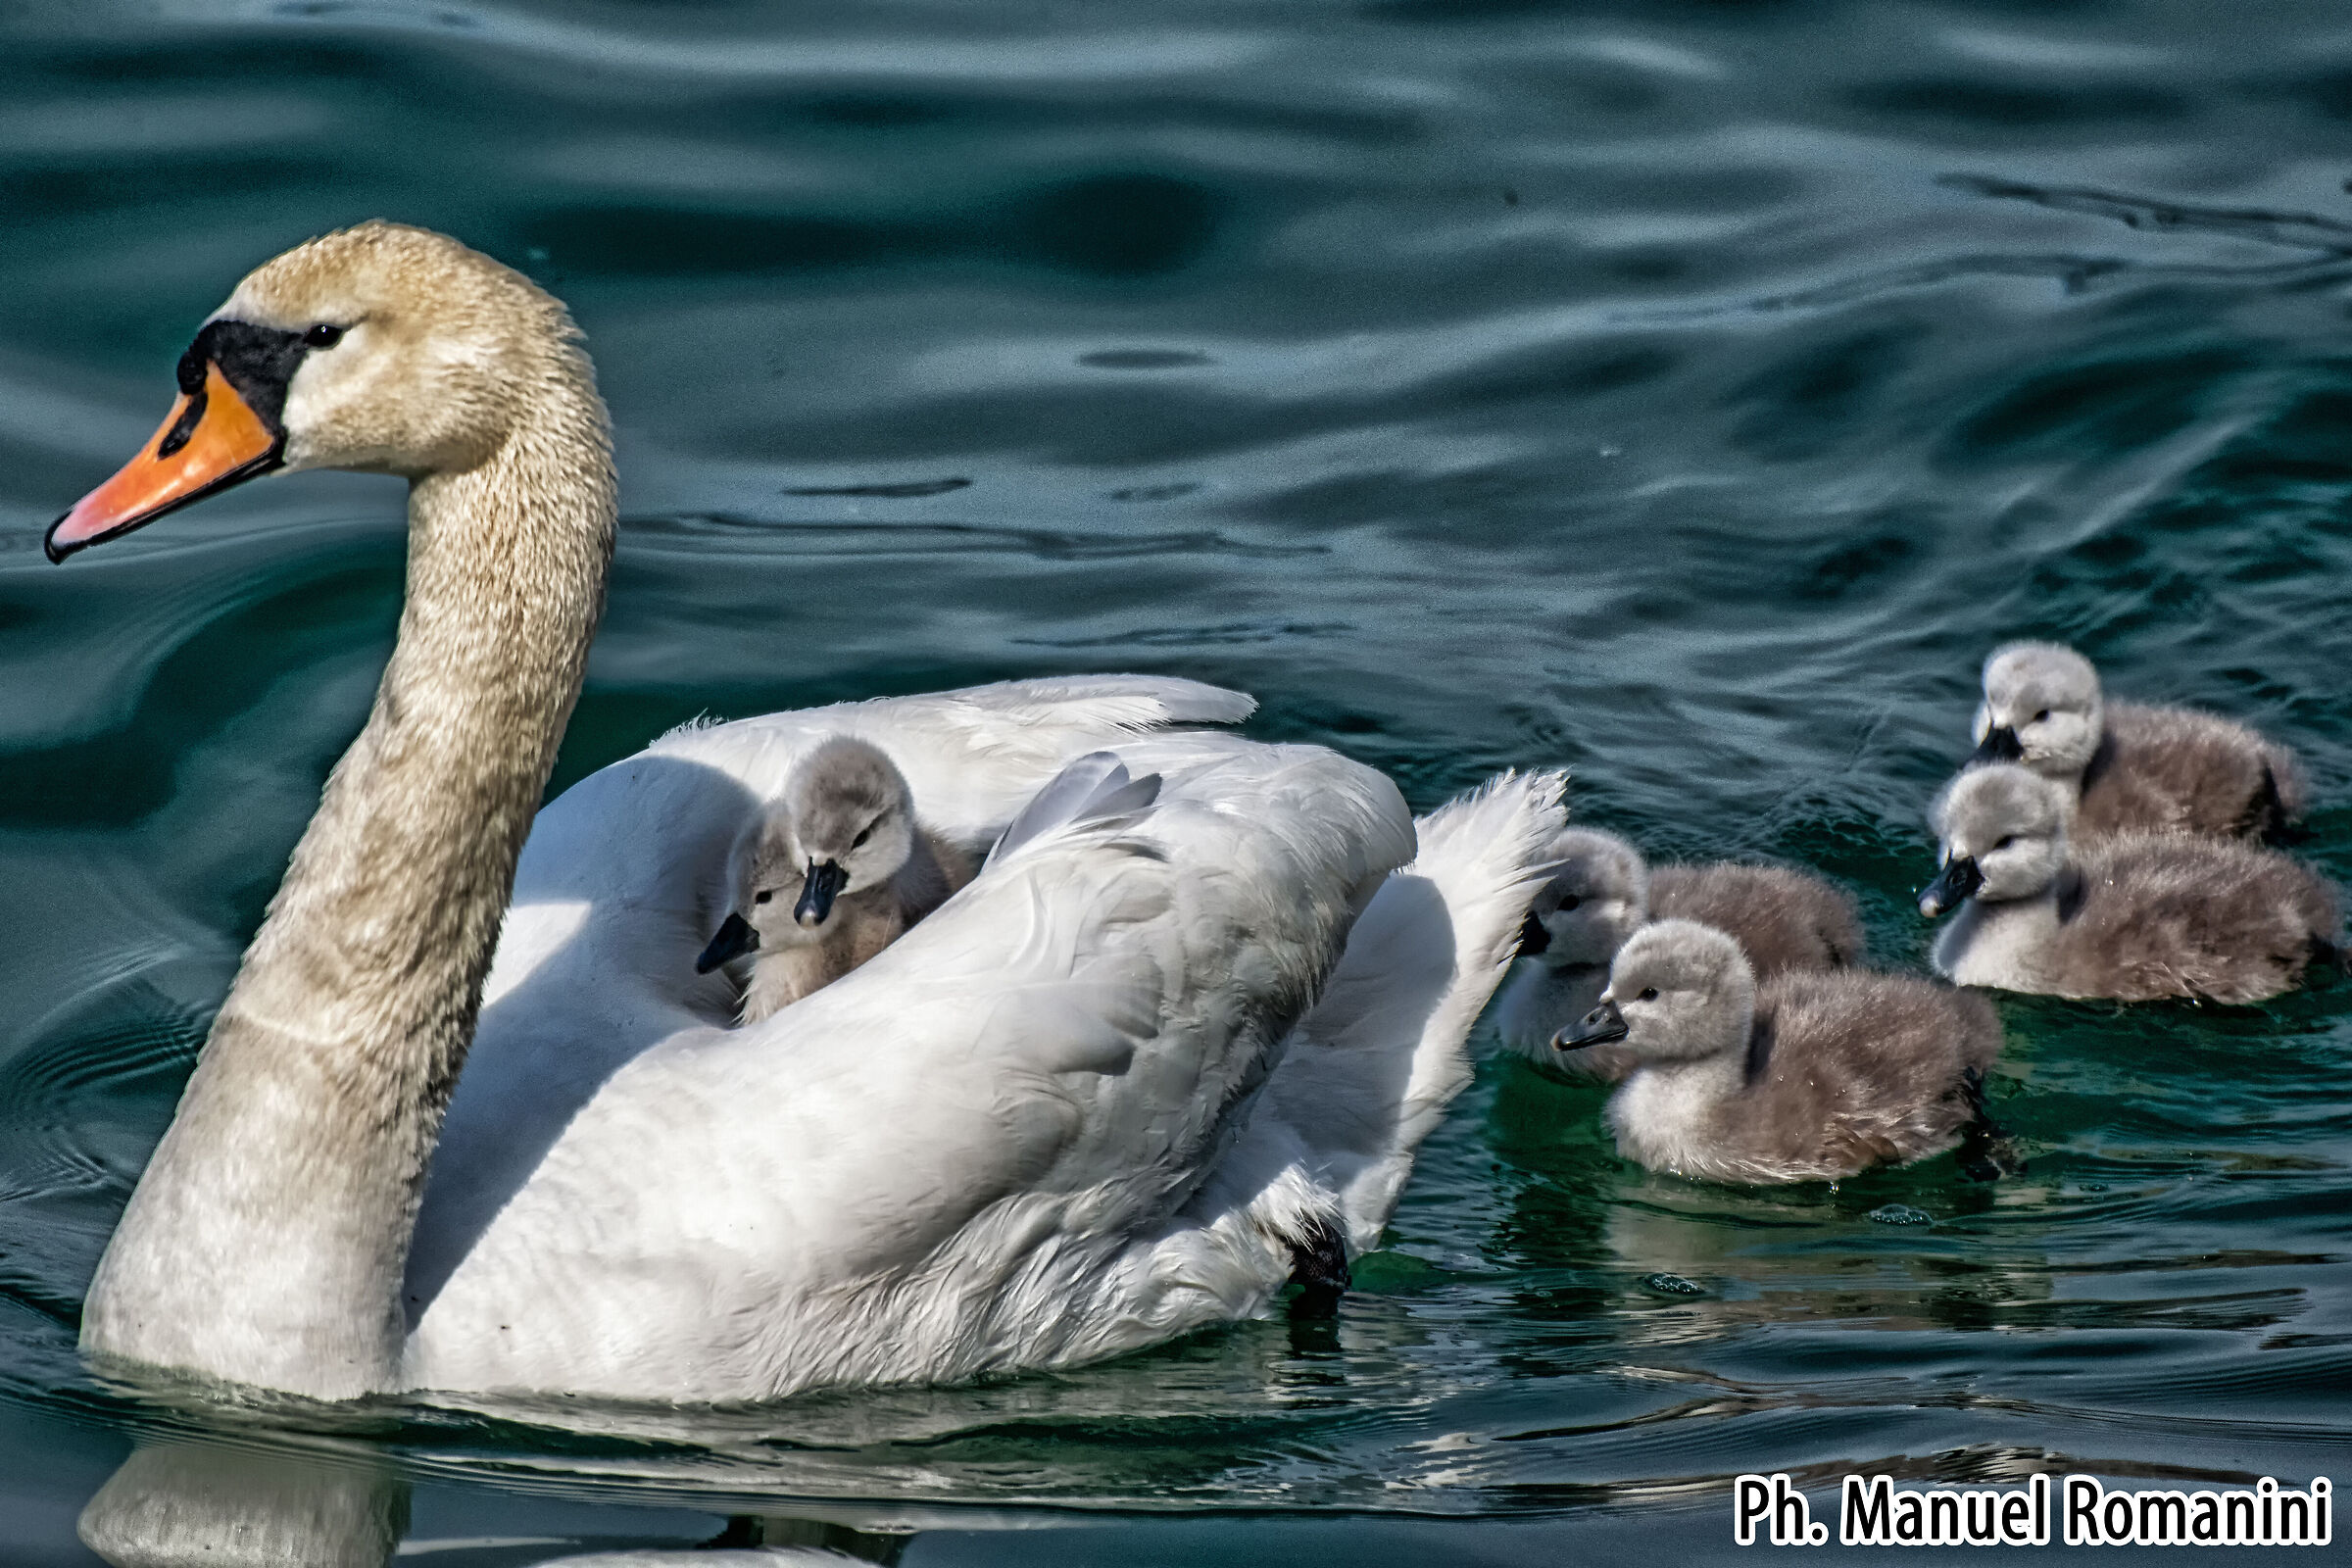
(1, 0), (2349, 1553)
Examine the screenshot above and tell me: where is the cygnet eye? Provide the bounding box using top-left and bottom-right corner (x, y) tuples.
(754, 890), (772, 905)
(1557, 895), (1582, 911)
(852, 826), (872, 849)
(1993, 835), (2016, 852)
(1637, 986), (1658, 1002)
(304, 323), (346, 349)
(2032, 709), (2049, 723)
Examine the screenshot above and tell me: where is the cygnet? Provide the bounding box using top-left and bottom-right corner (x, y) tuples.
(1495, 827), (1863, 1081)
(1921, 761), (2339, 1004)
(1555, 920), (2003, 1184)
(696, 736), (971, 1021)
(1970, 640), (2305, 843)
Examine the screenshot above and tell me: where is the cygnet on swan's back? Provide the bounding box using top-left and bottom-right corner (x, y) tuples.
(696, 735), (971, 1021)
(1921, 762), (2339, 1004)
(1969, 640), (2305, 843)
(1494, 827), (1862, 1081)
(1555, 921), (2003, 1184)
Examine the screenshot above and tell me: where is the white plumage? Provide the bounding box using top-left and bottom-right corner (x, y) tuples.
(408, 679), (1566, 1400)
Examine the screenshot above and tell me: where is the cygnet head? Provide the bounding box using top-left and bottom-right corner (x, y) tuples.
(1972, 641), (2103, 779)
(1920, 761), (2071, 916)
(696, 737), (917, 973)
(1553, 919), (1755, 1066)
(1519, 828), (1650, 969)
(49, 221), (598, 561)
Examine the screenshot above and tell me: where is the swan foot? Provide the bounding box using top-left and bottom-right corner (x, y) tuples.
(1955, 1070), (2021, 1182)
(1285, 1215), (1351, 1319)
(705, 1515), (911, 1563)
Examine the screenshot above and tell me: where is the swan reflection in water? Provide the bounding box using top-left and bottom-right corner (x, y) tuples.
(79, 1435), (912, 1567)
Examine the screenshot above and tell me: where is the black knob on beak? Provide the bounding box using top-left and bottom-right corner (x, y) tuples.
(1513, 909), (1551, 958)
(695, 911), (760, 974)
(1555, 998), (1628, 1051)
(1918, 855), (1984, 918)
(794, 858), (849, 927)
(1971, 725), (2024, 764)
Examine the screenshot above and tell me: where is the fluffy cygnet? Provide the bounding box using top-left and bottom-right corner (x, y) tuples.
(1970, 640), (2305, 843)
(1921, 762), (2339, 1004)
(697, 736), (970, 1021)
(1494, 827), (1863, 1081)
(1555, 921), (2003, 1184)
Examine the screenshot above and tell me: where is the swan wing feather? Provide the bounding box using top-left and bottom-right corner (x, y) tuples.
(987, 751), (1163, 864)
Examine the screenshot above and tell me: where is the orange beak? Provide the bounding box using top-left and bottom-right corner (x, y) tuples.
(46, 362), (282, 563)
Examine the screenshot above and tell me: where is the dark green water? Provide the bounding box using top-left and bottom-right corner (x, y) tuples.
(2, 0), (2350, 1561)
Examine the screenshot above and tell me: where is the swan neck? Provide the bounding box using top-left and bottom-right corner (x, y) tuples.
(80, 357), (615, 1399)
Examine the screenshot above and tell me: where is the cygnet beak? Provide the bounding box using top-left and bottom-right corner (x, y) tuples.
(1971, 725), (2025, 765)
(795, 858), (849, 927)
(1554, 998), (1628, 1051)
(47, 353), (287, 562)
(1513, 909), (1552, 959)
(695, 912), (760, 973)
(1918, 855), (1984, 918)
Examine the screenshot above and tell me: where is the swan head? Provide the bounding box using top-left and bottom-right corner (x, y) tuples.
(771, 737), (918, 920)
(47, 220), (587, 561)
(696, 738), (918, 972)
(1519, 828), (1648, 970)
(1922, 761), (2071, 915)
(1553, 919), (1752, 1065)
(1972, 641), (2102, 780)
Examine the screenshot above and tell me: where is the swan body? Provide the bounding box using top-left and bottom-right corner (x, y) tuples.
(1969, 641), (2305, 843)
(1494, 827), (1862, 1081)
(1922, 762), (2338, 1004)
(55, 221), (1565, 1403)
(1558, 922), (2002, 1184)
(697, 735), (973, 1021)
(415, 754), (1562, 1399)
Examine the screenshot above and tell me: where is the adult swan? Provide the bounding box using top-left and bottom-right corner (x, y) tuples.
(48, 222), (1564, 1404)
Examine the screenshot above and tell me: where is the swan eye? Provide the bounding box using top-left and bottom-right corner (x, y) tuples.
(852, 826), (872, 849)
(754, 890), (772, 905)
(1637, 987), (1658, 1002)
(2032, 709), (2049, 724)
(304, 323), (346, 349)
(1557, 895), (1582, 911)
(1993, 835), (2015, 852)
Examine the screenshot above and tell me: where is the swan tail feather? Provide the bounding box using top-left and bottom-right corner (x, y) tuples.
(1388, 766), (1575, 1150)
(1102, 768), (1567, 1334)
(1269, 767), (1570, 1253)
